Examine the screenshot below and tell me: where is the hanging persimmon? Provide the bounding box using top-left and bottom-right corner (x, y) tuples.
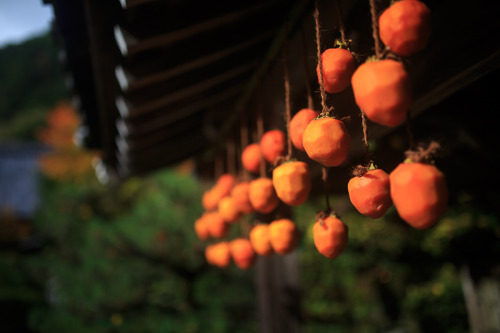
(302, 116), (351, 167)
(351, 58), (411, 127)
(379, 0), (431, 56)
(218, 196), (242, 223)
(206, 211), (229, 239)
(312, 213), (348, 260)
(272, 161), (311, 206)
(248, 177), (279, 214)
(389, 143), (448, 229)
(316, 46), (356, 94)
(194, 213), (210, 240)
(207, 242), (231, 268)
(249, 223), (273, 256)
(202, 188), (219, 211)
(269, 219), (299, 255)
(347, 166), (393, 218)
(230, 181), (254, 214)
(215, 173), (235, 197)
(260, 129), (286, 164)
(242, 143), (262, 174)
(230, 238), (256, 270)
(289, 108), (319, 152)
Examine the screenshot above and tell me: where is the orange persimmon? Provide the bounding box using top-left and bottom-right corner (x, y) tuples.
(230, 238), (256, 270)
(230, 181), (254, 214)
(302, 116), (351, 167)
(351, 59), (411, 127)
(242, 143), (262, 174)
(215, 173), (235, 197)
(313, 214), (348, 259)
(348, 168), (393, 218)
(248, 177), (280, 214)
(202, 188), (220, 211)
(379, 0), (431, 56)
(208, 242), (231, 268)
(249, 223), (273, 256)
(206, 211), (229, 239)
(272, 161), (311, 206)
(260, 129), (285, 164)
(194, 214), (210, 240)
(289, 108), (319, 152)
(390, 161), (448, 229)
(269, 219), (299, 255)
(218, 196), (242, 223)
(316, 47), (356, 94)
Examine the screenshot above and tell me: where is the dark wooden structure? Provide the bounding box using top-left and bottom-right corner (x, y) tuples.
(43, 0), (500, 331)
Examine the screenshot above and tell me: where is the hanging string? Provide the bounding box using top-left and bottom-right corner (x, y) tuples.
(256, 90), (266, 178)
(335, 0), (347, 44)
(240, 110), (250, 180)
(369, 0), (382, 58)
(283, 31), (293, 160)
(322, 167), (331, 213)
(314, 0), (332, 117)
(300, 26), (314, 110)
(227, 137), (236, 176)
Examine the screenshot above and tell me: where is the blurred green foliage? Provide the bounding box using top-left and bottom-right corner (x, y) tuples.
(0, 32), (68, 140)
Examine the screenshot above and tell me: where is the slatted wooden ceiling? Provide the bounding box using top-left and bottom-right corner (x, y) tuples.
(45, 0), (500, 189)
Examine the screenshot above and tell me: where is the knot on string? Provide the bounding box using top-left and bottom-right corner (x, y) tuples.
(404, 141), (441, 164)
(273, 155), (292, 168)
(351, 164), (369, 177)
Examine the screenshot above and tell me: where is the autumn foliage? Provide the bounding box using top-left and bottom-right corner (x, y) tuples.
(37, 102), (98, 182)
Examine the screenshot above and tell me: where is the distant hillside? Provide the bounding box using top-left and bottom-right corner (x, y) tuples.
(0, 32), (69, 140)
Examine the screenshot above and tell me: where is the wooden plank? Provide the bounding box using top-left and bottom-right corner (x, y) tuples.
(116, 85), (242, 138)
(117, 31), (275, 92)
(116, 63), (255, 117)
(114, 2), (277, 56)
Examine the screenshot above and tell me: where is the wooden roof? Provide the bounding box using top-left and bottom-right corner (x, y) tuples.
(44, 0), (500, 197)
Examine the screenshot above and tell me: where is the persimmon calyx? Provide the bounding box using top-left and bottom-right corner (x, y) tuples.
(404, 141), (440, 164)
(334, 38), (352, 50)
(351, 161), (377, 177)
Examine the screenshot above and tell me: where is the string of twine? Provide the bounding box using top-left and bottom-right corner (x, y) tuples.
(256, 90), (266, 178)
(240, 110), (249, 180)
(300, 26), (314, 110)
(369, 0), (382, 58)
(227, 138), (236, 176)
(283, 32), (293, 160)
(314, 0), (333, 117)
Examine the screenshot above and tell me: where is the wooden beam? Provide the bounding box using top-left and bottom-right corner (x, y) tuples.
(116, 85), (242, 137)
(113, 2), (278, 56)
(116, 31), (274, 92)
(115, 63), (255, 117)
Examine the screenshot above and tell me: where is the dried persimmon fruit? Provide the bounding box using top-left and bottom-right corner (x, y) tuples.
(249, 223), (273, 256)
(302, 116), (351, 167)
(230, 238), (256, 270)
(209, 241), (231, 268)
(230, 181), (254, 214)
(218, 196), (242, 223)
(269, 219), (299, 255)
(242, 143), (262, 174)
(206, 211), (229, 239)
(348, 168), (393, 218)
(316, 47), (356, 94)
(313, 214), (348, 260)
(194, 213), (210, 240)
(390, 161), (448, 229)
(260, 129), (285, 164)
(272, 161), (311, 206)
(289, 108), (319, 152)
(248, 177), (279, 214)
(351, 58), (411, 127)
(379, 0), (431, 56)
